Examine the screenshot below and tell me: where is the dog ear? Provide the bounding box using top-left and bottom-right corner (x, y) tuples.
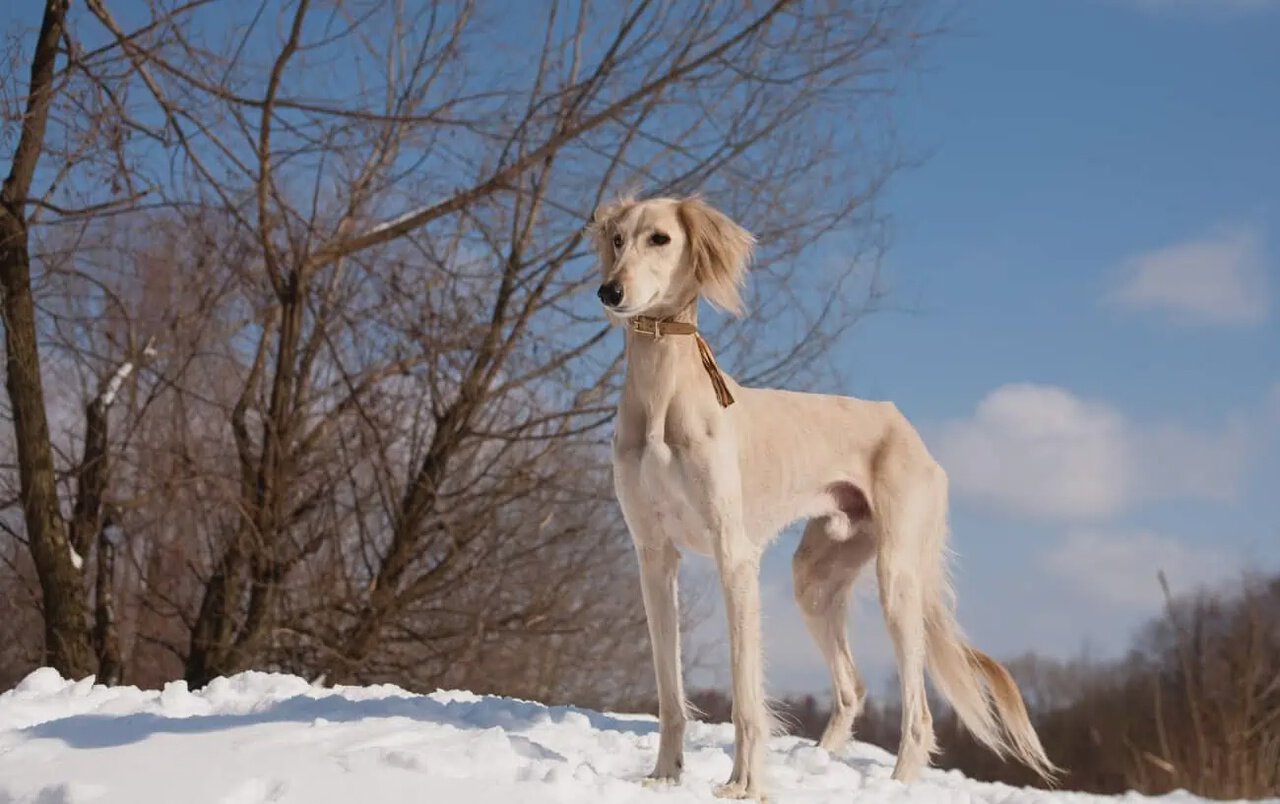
(585, 196), (635, 271)
(677, 196), (755, 317)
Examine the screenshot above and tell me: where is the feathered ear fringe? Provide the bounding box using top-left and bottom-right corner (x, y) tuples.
(677, 196), (755, 317)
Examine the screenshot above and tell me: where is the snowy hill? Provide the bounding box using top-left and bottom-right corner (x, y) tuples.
(0, 669), (1261, 804)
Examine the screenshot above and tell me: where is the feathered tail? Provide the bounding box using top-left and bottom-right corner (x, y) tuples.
(923, 575), (1061, 782)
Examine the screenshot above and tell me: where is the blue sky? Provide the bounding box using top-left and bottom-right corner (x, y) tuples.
(689, 0), (1280, 695)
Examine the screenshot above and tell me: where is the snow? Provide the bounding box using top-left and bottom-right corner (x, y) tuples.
(99, 360), (135, 407)
(357, 204), (433, 240)
(0, 669), (1263, 804)
(99, 337), (156, 408)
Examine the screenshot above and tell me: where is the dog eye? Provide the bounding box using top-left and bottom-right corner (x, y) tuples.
(649, 232), (670, 246)
(612, 233), (623, 249)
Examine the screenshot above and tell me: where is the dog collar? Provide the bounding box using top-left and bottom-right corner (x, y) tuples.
(628, 316), (697, 337)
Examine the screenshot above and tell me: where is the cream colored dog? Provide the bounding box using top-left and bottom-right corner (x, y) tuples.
(589, 195), (1058, 800)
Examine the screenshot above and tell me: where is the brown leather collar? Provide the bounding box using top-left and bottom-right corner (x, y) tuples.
(628, 316), (697, 337)
(628, 316), (735, 408)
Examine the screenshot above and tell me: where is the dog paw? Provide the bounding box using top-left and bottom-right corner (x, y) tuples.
(713, 781), (767, 801)
(643, 753), (682, 786)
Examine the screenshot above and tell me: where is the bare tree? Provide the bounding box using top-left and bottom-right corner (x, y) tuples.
(0, 0), (95, 678)
(2, 0), (220, 683)
(1, 0), (928, 702)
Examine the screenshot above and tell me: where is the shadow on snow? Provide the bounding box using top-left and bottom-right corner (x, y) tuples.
(23, 690), (660, 750)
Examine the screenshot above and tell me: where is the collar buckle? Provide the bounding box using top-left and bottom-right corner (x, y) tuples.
(632, 317), (661, 337)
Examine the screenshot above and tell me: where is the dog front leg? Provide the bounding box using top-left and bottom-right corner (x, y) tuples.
(636, 540), (687, 782)
(714, 536), (768, 801)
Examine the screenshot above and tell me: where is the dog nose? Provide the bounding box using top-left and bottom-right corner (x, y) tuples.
(597, 281), (624, 308)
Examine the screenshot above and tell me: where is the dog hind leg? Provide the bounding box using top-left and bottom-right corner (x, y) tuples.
(792, 515), (875, 753)
(873, 451), (945, 782)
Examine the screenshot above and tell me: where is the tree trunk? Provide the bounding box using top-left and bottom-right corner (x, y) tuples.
(0, 0), (95, 679)
(0, 239), (95, 675)
(185, 544), (246, 686)
(93, 516), (124, 686)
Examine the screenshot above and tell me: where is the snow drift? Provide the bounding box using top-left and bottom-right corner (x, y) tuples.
(0, 669), (1264, 804)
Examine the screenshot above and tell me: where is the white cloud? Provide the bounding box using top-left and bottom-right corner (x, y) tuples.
(1042, 529), (1241, 609)
(1106, 225), (1270, 326)
(933, 383), (1250, 520)
(933, 385), (1131, 519)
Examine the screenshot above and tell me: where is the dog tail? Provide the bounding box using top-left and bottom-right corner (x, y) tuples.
(923, 570), (1061, 782)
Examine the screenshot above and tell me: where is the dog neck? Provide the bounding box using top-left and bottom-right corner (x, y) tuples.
(618, 300), (735, 419)
(621, 302), (699, 395)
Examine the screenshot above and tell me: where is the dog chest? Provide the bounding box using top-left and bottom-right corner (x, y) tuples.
(613, 441), (717, 556)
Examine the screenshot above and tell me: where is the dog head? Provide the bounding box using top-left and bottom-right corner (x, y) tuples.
(587, 195), (754, 320)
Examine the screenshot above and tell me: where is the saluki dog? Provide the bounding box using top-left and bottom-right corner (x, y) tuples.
(589, 195), (1058, 800)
